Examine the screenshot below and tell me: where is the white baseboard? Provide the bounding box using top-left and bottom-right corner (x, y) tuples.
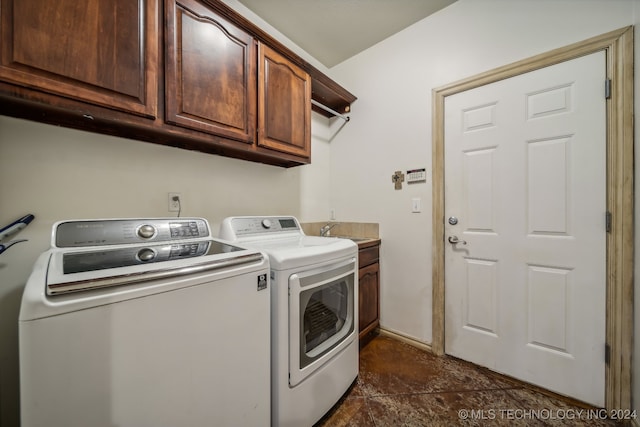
(378, 327), (432, 353)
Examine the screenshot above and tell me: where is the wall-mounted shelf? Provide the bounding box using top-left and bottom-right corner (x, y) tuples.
(310, 72), (356, 118)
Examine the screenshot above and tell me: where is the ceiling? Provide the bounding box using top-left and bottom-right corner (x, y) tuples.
(236, 0), (458, 68)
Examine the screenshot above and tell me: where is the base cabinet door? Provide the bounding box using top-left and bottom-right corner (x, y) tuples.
(258, 43), (311, 159)
(0, 0), (158, 117)
(358, 262), (380, 337)
(165, 0), (257, 143)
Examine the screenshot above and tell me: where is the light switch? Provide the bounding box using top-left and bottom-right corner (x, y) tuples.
(412, 198), (421, 213)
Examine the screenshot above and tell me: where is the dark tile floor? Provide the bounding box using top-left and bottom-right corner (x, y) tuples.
(316, 334), (622, 426)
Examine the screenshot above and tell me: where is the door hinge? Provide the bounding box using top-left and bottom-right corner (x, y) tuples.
(606, 211), (612, 233)
(605, 79), (611, 99)
(605, 343), (611, 366)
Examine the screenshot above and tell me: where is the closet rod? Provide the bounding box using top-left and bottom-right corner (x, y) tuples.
(311, 99), (350, 122)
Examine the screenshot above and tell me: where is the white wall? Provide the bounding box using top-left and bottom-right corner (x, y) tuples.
(300, 115), (333, 221)
(329, 0), (637, 396)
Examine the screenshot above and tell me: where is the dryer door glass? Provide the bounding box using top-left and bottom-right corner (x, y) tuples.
(297, 271), (354, 369)
(303, 279), (348, 354)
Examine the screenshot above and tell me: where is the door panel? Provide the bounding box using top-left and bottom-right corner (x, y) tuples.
(528, 137), (570, 234)
(358, 262), (380, 332)
(444, 51), (606, 406)
(258, 43), (311, 158)
(165, 0), (256, 142)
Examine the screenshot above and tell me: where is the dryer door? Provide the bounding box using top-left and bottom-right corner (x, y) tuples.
(288, 257), (357, 386)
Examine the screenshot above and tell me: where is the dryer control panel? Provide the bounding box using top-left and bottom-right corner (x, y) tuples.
(54, 218), (210, 248)
(220, 216), (301, 238)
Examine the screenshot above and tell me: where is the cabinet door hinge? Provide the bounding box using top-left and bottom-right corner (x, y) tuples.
(606, 211), (612, 233)
(605, 343), (611, 366)
(605, 79), (612, 99)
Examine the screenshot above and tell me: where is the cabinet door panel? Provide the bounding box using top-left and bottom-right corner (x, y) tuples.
(359, 262), (380, 333)
(0, 0), (158, 117)
(358, 246), (379, 269)
(258, 43), (310, 158)
(165, 0), (256, 143)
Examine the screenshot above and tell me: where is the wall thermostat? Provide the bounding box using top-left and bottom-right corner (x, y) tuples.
(406, 168), (427, 183)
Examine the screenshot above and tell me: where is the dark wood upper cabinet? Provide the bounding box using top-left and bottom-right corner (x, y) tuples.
(258, 43), (310, 159)
(0, 0), (158, 118)
(0, 0), (354, 167)
(165, 0), (256, 143)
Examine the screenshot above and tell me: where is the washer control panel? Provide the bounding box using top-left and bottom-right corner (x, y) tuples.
(54, 218), (210, 248)
(62, 241), (212, 274)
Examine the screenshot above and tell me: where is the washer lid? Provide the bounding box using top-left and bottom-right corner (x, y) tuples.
(45, 240), (260, 295)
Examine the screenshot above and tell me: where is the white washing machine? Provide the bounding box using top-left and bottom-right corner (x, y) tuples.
(20, 218), (271, 427)
(220, 216), (359, 427)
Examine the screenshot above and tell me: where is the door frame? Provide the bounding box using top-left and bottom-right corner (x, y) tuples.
(431, 26), (633, 410)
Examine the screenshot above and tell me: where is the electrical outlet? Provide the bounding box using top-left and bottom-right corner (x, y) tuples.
(168, 193), (181, 212)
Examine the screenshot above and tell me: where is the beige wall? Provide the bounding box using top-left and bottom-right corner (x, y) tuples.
(0, 1), (336, 423)
(0, 114), (336, 425)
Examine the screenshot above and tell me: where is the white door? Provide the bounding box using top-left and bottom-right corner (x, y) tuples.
(444, 51), (606, 406)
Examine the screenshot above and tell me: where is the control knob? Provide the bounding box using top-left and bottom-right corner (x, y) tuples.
(137, 224), (156, 239)
(261, 219), (272, 229)
(137, 248), (156, 262)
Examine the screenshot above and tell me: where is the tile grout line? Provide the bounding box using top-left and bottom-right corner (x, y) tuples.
(359, 385), (526, 400)
(362, 397), (380, 427)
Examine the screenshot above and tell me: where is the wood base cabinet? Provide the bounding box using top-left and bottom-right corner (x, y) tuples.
(358, 242), (380, 343)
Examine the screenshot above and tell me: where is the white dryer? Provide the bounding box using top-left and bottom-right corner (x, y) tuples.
(220, 216), (359, 427)
(20, 218), (271, 427)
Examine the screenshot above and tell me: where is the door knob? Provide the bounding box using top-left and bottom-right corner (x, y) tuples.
(448, 235), (467, 245)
